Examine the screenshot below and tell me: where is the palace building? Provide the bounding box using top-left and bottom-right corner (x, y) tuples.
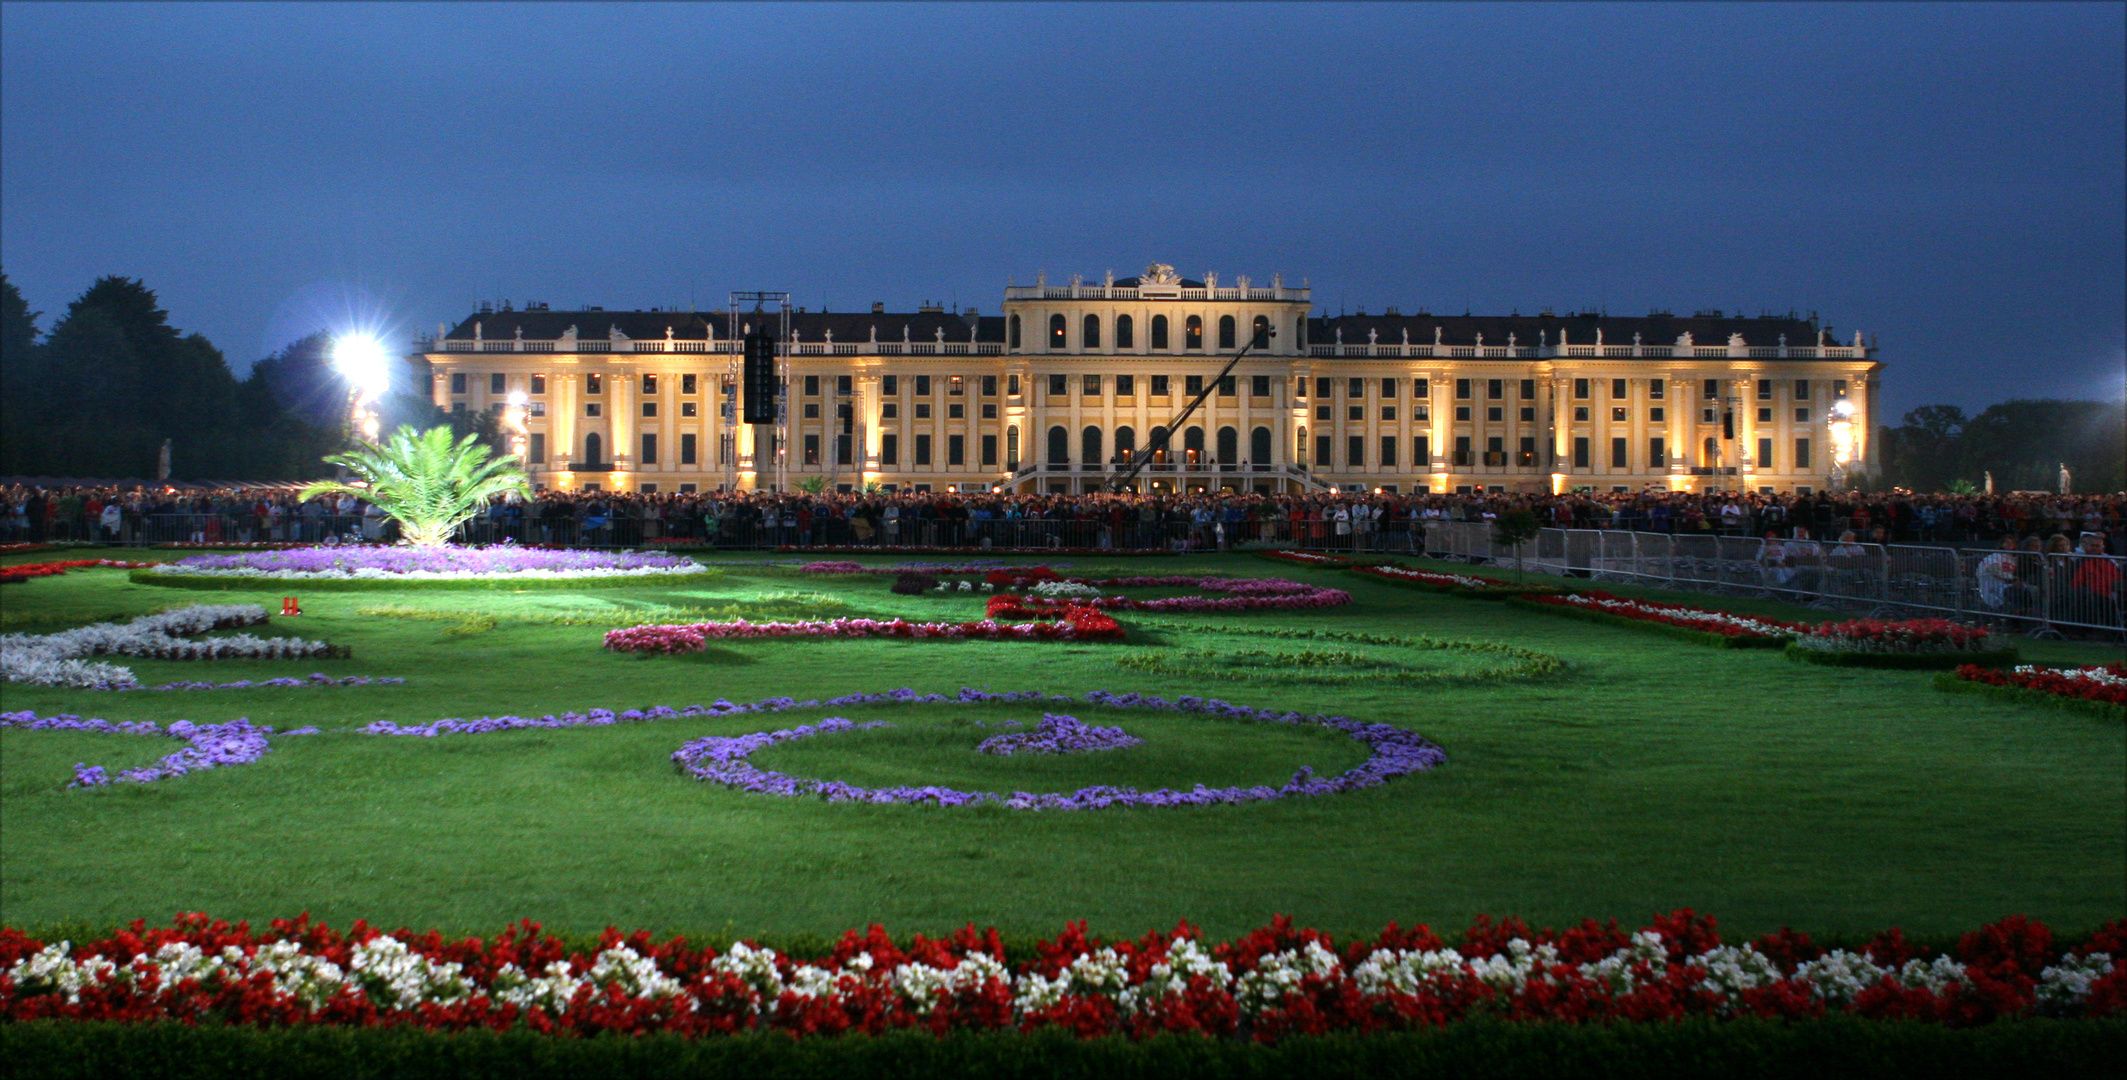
(415, 264), (1882, 497)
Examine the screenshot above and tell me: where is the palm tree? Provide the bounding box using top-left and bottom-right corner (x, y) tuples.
(299, 425), (529, 546)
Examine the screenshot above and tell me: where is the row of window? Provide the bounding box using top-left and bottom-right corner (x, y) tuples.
(1012, 313), (1284, 351)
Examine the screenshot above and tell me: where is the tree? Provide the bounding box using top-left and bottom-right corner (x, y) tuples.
(299, 425), (530, 546)
(1493, 508), (1542, 582)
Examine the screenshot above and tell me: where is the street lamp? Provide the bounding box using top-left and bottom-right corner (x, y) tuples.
(1827, 399), (1857, 490)
(333, 335), (394, 442)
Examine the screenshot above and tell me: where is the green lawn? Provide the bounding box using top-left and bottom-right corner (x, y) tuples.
(2, 550), (2121, 944)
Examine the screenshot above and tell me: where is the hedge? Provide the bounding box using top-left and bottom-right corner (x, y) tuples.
(1933, 672), (2127, 721)
(1502, 596), (1790, 648)
(1783, 644), (2020, 669)
(126, 568), (724, 593)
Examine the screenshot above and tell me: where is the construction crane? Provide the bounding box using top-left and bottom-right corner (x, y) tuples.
(1108, 325), (1274, 492)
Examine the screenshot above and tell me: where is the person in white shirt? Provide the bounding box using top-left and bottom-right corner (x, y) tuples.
(1974, 534), (2023, 612)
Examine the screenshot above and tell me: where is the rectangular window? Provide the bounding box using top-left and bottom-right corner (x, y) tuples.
(803, 434), (820, 465)
(1702, 378), (1718, 399)
(948, 434), (965, 466)
(1008, 374), (1021, 396)
(681, 373), (697, 395)
(1573, 378), (1590, 399)
(1456, 405), (1471, 421)
(1520, 406), (1535, 422)
(450, 373), (466, 394)
(642, 374), (658, 395)
(837, 375), (853, 395)
(948, 403), (964, 419)
(981, 434), (998, 466)
(981, 374), (997, 396)
(1314, 434), (1333, 467)
(1795, 438), (1812, 469)
(1833, 379), (1847, 397)
(528, 433), (545, 463)
(1413, 378), (1430, 398)
(1795, 407), (1811, 423)
(642, 402), (657, 417)
(981, 403), (996, 419)
(1381, 377), (1397, 398)
(1380, 406), (1396, 422)
(1316, 405), (1333, 421)
(1757, 379), (1773, 400)
(1611, 378), (1628, 399)
(1610, 437), (1627, 468)
(531, 374), (547, 394)
(1083, 374), (1101, 395)
(1347, 435), (1365, 467)
(1185, 375), (1204, 395)
(1380, 436), (1396, 467)
(883, 374), (899, 395)
(640, 433), (658, 465)
(1520, 379), (1537, 399)
(1518, 435), (1536, 464)
(881, 403), (898, 419)
(1487, 379), (1503, 400)
(1109, 374), (1132, 397)
(803, 403), (820, 419)
(915, 375), (932, 396)
(1348, 378), (1365, 397)
(1316, 377), (1333, 398)
(915, 403), (931, 419)
(1648, 380), (1664, 399)
(1757, 407), (1773, 423)
(584, 403), (601, 417)
(948, 376), (964, 396)
(585, 373), (602, 394)
(1254, 375), (1272, 397)
(1453, 435), (1471, 466)
(803, 375), (819, 396)
(1649, 436), (1665, 468)
(836, 434), (852, 466)
(1758, 437), (1775, 469)
(681, 401), (697, 417)
(1218, 375), (1235, 396)
(880, 434), (898, 465)
(914, 434), (932, 466)
(1414, 405), (1430, 421)
(1488, 406), (1504, 422)
(1455, 379), (1472, 399)
(1349, 405), (1364, 421)
(1572, 406), (1588, 422)
(1702, 407), (1716, 423)
(1151, 375), (1169, 395)
(680, 433), (697, 465)
(1572, 437), (1590, 468)
(1611, 407), (1628, 422)
(1413, 435), (1429, 464)
(1048, 373), (1067, 396)
(1649, 406), (1663, 423)
(489, 373), (505, 394)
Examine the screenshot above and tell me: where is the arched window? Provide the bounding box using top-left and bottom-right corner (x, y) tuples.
(1252, 315), (1271, 349)
(1115, 314), (1134, 349)
(1185, 315), (1203, 350)
(1218, 315), (1236, 349)
(1703, 436), (1718, 465)
(1297, 425), (1309, 466)
(1183, 427), (1205, 464)
(1083, 314), (1101, 349)
(1216, 426), (1238, 464)
(1250, 426), (1272, 463)
(1048, 314), (1066, 349)
(1082, 426), (1103, 465)
(1048, 426), (1070, 464)
(1008, 314), (1021, 349)
(583, 431), (603, 467)
(1006, 426), (1021, 470)
(1114, 426), (1136, 462)
(1151, 314), (1169, 350)
(1149, 426), (1170, 464)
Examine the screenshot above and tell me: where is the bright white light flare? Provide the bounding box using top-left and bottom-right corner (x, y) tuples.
(333, 336), (394, 400)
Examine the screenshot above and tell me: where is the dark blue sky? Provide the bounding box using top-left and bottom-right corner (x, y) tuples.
(3, 2), (2121, 418)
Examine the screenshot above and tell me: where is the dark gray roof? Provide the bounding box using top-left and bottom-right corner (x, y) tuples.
(1111, 276), (1208, 288)
(444, 309), (1005, 343)
(1307, 312), (1831, 349)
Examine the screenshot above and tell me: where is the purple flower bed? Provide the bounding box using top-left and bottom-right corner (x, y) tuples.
(156, 546), (701, 579)
(0, 712), (320, 788)
(140, 674), (405, 692)
(976, 713), (1141, 755)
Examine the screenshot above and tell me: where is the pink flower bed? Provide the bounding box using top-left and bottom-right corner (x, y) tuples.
(605, 608), (1125, 652)
(1007, 574), (1350, 614)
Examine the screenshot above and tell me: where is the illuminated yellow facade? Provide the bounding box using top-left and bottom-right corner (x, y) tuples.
(418, 265), (1881, 496)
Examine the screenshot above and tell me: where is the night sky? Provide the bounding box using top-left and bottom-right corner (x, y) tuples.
(3, 2), (2121, 418)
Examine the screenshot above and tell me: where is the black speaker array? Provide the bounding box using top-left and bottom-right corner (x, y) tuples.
(742, 332), (778, 424)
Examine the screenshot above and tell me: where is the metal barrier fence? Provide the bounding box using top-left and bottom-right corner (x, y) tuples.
(1425, 523), (2125, 637)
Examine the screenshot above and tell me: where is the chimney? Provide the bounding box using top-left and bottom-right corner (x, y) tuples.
(871, 301), (885, 314)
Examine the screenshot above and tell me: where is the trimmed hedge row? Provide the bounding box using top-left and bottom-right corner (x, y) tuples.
(4, 1018), (2121, 1080)
(1934, 672), (2127, 721)
(126, 568), (723, 593)
(1501, 596), (1789, 649)
(1784, 644), (2020, 669)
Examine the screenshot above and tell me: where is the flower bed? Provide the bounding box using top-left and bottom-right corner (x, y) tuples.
(1786, 619), (2017, 669)
(1346, 563), (1566, 599)
(1252, 549), (1355, 568)
(1509, 591), (1809, 648)
(0, 713), (321, 788)
(603, 607), (1124, 652)
(1936, 663), (2127, 720)
(0, 559), (156, 584)
(4, 911), (2118, 1037)
(667, 687), (1440, 810)
(1005, 575), (1351, 615)
(770, 544), (1179, 556)
(975, 713), (1142, 756)
(131, 546), (716, 590)
(2, 605), (348, 690)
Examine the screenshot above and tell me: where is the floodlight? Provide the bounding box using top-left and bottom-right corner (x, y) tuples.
(507, 391), (528, 407)
(1831, 399), (1856, 419)
(333, 335), (395, 400)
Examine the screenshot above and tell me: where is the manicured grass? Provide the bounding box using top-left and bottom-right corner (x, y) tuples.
(1, 550), (2122, 945)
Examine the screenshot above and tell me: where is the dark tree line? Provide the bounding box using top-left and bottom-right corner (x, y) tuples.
(1875, 399), (2125, 494)
(0, 271), (475, 481)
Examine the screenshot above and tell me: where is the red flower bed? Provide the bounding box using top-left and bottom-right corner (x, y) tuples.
(1795, 618), (1997, 654)
(0, 558), (156, 584)
(3, 912), (2120, 1037)
(1950, 663), (2127, 706)
(1521, 590), (1810, 639)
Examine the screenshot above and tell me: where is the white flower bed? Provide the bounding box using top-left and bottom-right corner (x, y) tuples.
(2014, 664), (2127, 689)
(0, 605), (340, 690)
(1028, 580), (1103, 600)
